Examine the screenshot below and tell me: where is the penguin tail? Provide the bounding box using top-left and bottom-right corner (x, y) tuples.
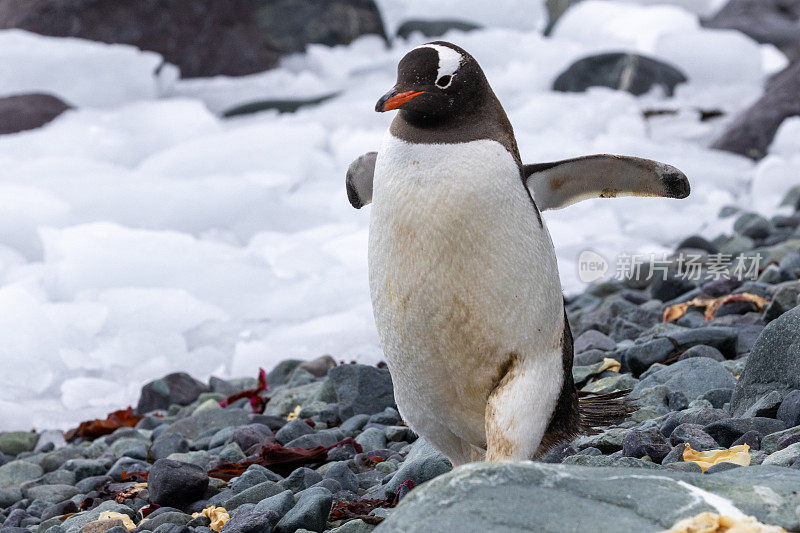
(577, 389), (637, 434)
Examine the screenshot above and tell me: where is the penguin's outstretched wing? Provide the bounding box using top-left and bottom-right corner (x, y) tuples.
(524, 155), (690, 211)
(346, 152), (377, 209)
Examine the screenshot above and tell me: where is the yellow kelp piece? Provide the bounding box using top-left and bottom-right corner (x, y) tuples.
(192, 506), (230, 533)
(663, 512), (787, 532)
(97, 511), (137, 530)
(682, 444), (751, 473)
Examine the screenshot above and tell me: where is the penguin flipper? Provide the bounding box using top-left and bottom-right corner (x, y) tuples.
(346, 152), (377, 209)
(523, 154), (690, 211)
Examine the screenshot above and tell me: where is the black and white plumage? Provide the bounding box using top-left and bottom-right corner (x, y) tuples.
(348, 41), (688, 464)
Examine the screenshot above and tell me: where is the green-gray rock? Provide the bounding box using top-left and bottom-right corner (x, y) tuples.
(0, 431), (40, 455)
(0, 459), (44, 488)
(731, 304), (800, 417)
(375, 463), (800, 532)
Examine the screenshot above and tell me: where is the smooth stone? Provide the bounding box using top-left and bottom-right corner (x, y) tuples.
(703, 418), (786, 448)
(148, 459), (209, 508)
(328, 364), (395, 419)
(633, 358), (736, 402)
(279, 468), (322, 494)
(375, 463), (800, 532)
(730, 305), (800, 417)
(137, 372), (209, 414)
(777, 390), (800, 428)
(24, 484), (80, 504)
(274, 486), (332, 533)
(252, 489), (295, 521)
(381, 439), (452, 498)
(0, 460), (44, 488)
(224, 481), (283, 509)
(574, 330), (616, 353)
(274, 419), (314, 445)
(0, 432), (41, 456)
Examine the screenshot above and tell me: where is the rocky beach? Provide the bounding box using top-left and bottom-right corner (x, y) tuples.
(2, 186), (800, 532)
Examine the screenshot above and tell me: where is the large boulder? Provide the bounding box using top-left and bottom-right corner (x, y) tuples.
(730, 304), (800, 416)
(375, 463), (800, 532)
(553, 53), (688, 97)
(0, 0), (387, 78)
(712, 61), (800, 159)
(703, 0), (800, 60)
(136, 372), (209, 414)
(0, 93), (68, 135)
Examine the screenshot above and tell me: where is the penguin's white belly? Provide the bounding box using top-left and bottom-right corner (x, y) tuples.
(368, 134), (564, 447)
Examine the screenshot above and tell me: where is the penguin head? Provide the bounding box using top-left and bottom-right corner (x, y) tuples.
(376, 42), (487, 123)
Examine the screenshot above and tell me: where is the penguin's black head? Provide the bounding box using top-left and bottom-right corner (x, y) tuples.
(376, 42), (488, 124)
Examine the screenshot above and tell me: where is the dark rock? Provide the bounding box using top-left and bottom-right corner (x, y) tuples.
(574, 330), (616, 352)
(248, 415), (287, 433)
(677, 235), (719, 254)
(669, 424), (718, 451)
(703, 0), (800, 60)
(160, 408), (250, 440)
(736, 325), (764, 356)
(633, 358), (736, 401)
(150, 434), (190, 462)
(137, 372), (209, 414)
(106, 457), (151, 481)
(574, 349), (608, 366)
(705, 462), (743, 474)
(396, 19), (481, 39)
(712, 61), (800, 159)
(679, 408), (729, 427)
(328, 364), (395, 419)
(40, 500), (77, 521)
(297, 355), (337, 378)
(0, 0), (386, 78)
(252, 489), (294, 521)
(730, 305), (800, 416)
(734, 213), (773, 239)
(777, 432), (800, 451)
(220, 509), (278, 533)
(649, 271), (697, 303)
(274, 486), (332, 533)
(62, 459), (106, 481)
(777, 390), (800, 428)
(228, 424), (274, 451)
(553, 53), (687, 96)
(274, 419), (314, 445)
(224, 481), (283, 510)
(678, 344), (725, 362)
(0, 93), (69, 135)
(701, 277), (743, 298)
(138, 512), (192, 531)
(741, 390), (784, 418)
(704, 418), (786, 447)
(266, 360), (303, 387)
(621, 429), (671, 463)
(732, 430), (763, 451)
(323, 462), (358, 494)
(279, 467), (322, 494)
(539, 442), (577, 464)
(222, 94), (339, 117)
(765, 282), (800, 321)
(368, 407), (401, 426)
(700, 388), (733, 409)
(626, 328), (738, 376)
(148, 459), (209, 509)
(382, 439), (452, 498)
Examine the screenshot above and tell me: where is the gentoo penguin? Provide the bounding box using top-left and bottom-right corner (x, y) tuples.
(347, 41), (689, 465)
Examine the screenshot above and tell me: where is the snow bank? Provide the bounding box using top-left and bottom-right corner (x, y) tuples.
(0, 29), (164, 107)
(0, 5), (796, 429)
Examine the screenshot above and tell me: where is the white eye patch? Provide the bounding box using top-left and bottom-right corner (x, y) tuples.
(414, 43), (463, 89)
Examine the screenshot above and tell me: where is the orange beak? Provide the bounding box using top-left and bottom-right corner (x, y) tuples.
(376, 89), (425, 112)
